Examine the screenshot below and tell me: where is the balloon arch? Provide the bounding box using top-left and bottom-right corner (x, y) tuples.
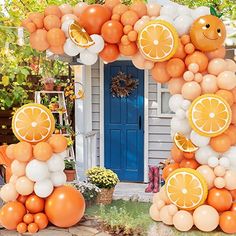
(1, 1), (236, 234)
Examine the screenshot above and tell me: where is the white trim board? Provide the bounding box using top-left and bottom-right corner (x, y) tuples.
(99, 59), (149, 183)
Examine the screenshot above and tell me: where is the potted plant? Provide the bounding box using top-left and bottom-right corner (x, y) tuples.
(54, 78), (65, 91)
(49, 96), (59, 111)
(64, 159), (76, 182)
(40, 77), (55, 91)
(86, 167), (119, 205)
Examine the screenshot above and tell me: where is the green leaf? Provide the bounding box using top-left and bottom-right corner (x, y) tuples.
(16, 73), (25, 84)
(210, 6), (218, 16)
(2, 76), (10, 86)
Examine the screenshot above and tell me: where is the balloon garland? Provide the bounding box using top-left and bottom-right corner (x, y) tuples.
(6, 1), (236, 234)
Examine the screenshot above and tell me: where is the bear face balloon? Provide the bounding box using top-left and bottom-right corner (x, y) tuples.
(190, 15), (226, 52)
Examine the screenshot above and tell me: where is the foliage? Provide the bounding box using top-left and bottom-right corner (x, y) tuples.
(64, 159), (76, 170)
(74, 181), (100, 201)
(86, 167), (119, 189)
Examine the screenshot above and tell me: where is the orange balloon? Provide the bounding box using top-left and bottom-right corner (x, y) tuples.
(216, 90), (234, 106)
(168, 77), (185, 95)
(127, 30), (137, 42)
(50, 45), (64, 55)
(25, 22), (36, 33)
(173, 40), (186, 59)
(28, 13), (44, 29)
(111, 13), (120, 21)
(17, 222), (27, 234)
(45, 186), (85, 227)
(28, 223), (39, 233)
(231, 104), (236, 125)
(25, 194), (45, 214)
(123, 25), (133, 34)
(184, 43), (195, 54)
(183, 152), (195, 159)
(220, 211), (236, 234)
(225, 125), (236, 145)
(121, 10), (139, 26)
(104, 0), (120, 10)
(99, 43), (120, 63)
(101, 20), (123, 44)
(34, 213), (48, 230)
(230, 189), (236, 201)
(23, 213), (34, 224)
(190, 15), (226, 52)
(206, 46), (226, 60)
(162, 163), (179, 180)
(207, 188), (232, 212)
(17, 195), (28, 204)
(79, 5), (112, 35)
(166, 58), (185, 77)
(14, 142), (32, 162)
(119, 42), (137, 56)
(151, 62), (170, 83)
(22, 18), (32, 28)
(30, 29), (49, 51)
(0, 201), (26, 230)
(129, 2), (147, 18)
(45, 5), (62, 18)
(48, 134), (67, 153)
(6, 144), (16, 159)
(121, 35), (130, 45)
(185, 51), (208, 72)
(33, 142), (53, 161)
(47, 28), (66, 47)
(230, 202), (236, 212)
(179, 158), (199, 169)
(210, 134), (231, 153)
(44, 15), (61, 30)
(181, 34), (190, 45)
(113, 4), (129, 15)
(171, 144), (184, 163)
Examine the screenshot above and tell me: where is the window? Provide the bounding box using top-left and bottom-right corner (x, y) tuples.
(157, 83), (174, 117)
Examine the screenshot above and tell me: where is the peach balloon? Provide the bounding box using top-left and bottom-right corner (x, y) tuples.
(173, 210), (193, 232)
(159, 206), (173, 225)
(208, 58), (227, 76)
(231, 104), (236, 125)
(151, 62), (170, 83)
(201, 74), (218, 94)
(152, 192), (161, 204)
(11, 160), (26, 177)
(149, 204), (160, 221)
(159, 186), (171, 204)
(121, 10), (139, 26)
(134, 18), (149, 32)
(210, 134), (231, 153)
(144, 60), (154, 70)
(174, 40), (186, 60)
(15, 176), (34, 196)
(119, 42), (138, 56)
(104, 0), (120, 10)
(6, 144), (16, 159)
(43, 15), (61, 30)
(132, 52), (145, 69)
(130, 2), (147, 18)
(45, 5), (62, 18)
(184, 43), (195, 54)
(30, 29), (50, 51)
(194, 73), (203, 83)
(0, 183), (19, 202)
(181, 81), (201, 101)
(156, 199), (165, 210)
(206, 46), (226, 60)
(25, 22), (36, 33)
(188, 63), (199, 73)
(197, 165), (216, 189)
(49, 46), (64, 55)
(9, 175), (18, 184)
(59, 4), (73, 15)
(168, 204), (178, 216)
(168, 78), (185, 95)
(61, 14), (78, 23)
(48, 134), (67, 153)
(214, 177), (225, 189)
(232, 87), (236, 103)
(33, 142), (53, 161)
(147, 3), (161, 17)
(113, 4), (129, 15)
(224, 170), (236, 190)
(13, 142), (32, 162)
(185, 51), (208, 72)
(73, 2), (88, 17)
(47, 28), (66, 47)
(216, 90), (234, 106)
(183, 71), (194, 81)
(225, 59), (236, 72)
(166, 58), (185, 77)
(217, 71), (236, 90)
(28, 13), (44, 29)
(224, 125), (236, 145)
(214, 166), (226, 177)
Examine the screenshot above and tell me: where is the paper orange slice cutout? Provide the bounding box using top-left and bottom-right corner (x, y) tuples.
(188, 94), (232, 137)
(12, 103), (55, 144)
(166, 168), (208, 210)
(174, 133), (198, 152)
(138, 20), (179, 62)
(69, 21), (94, 48)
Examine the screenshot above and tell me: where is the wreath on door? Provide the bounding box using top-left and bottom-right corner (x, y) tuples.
(110, 72), (139, 98)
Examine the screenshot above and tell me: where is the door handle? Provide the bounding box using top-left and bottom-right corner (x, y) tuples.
(139, 116), (142, 130)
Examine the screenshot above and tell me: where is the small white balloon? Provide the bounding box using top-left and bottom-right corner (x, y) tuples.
(176, 109), (186, 119)
(195, 146), (219, 165)
(191, 6), (210, 20)
(80, 50), (98, 65)
(87, 34), (104, 53)
(61, 19), (74, 37)
(224, 147), (236, 170)
(174, 15), (194, 36)
(64, 38), (84, 57)
(26, 160), (50, 182)
(208, 156), (219, 168)
(171, 117), (191, 135)
(58, 150), (67, 159)
(155, 15), (174, 24)
(219, 157), (230, 169)
(181, 100), (191, 110)
(160, 5), (178, 19)
(190, 130), (210, 147)
(47, 154), (65, 172)
(169, 94), (184, 112)
(177, 5), (191, 16)
(34, 179), (54, 198)
(51, 171), (67, 187)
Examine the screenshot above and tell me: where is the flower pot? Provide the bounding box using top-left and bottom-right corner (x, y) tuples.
(64, 169), (76, 182)
(56, 86), (62, 91)
(44, 83), (54, 91)
(96, 188), (114, 205)
(49, 103), (59, 111)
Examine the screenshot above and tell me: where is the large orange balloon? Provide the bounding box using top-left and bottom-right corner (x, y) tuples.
(166, 58), (185, 77)
(0, 201), (26, 230)
(45, 186), (85, 227)
(220, 211), (236, 234)
(13, 142), (32, 162)
(210, 134), (231, 153)
(173, 40), (186, 60)
(230, 189), (236, 201)
(33, 142), (53, 161)
(119, 42), (138, 56)
(179, 158), (199, 169)
(190, 15), (226, 52)
(30, 29), (50, 51)
(224, 125), (236, 145)
(44, 15), (61, 30)
(101, 20), (123, 44)
(25, 194), (45, 214)
(171, 144), (184, 163)
(162, 163), (179, 180)
(79, 5), (112, 35)
(48, 134), (67, 153)
(49, 45), (64, 55)
(216, 90), (234, 106)
(230, 202), (236, 212)
(207, 188), (232, 212)
(129, 2), (147, 18)
(28, 13), (44, 29)
(151, 62), (170, 83)
(34, 213), (48, 230)
(185, 51), (208, 72)
(99, 43), (120, 63)
(47, 28), (66, 47)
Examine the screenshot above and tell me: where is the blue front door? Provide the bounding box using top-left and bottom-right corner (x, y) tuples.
(104, 61), (144, 182)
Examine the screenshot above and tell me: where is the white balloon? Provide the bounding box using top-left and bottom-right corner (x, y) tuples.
(58, 150), (67, 159)
(171, 117), (191, 135)
(155, 15), (174, 24)
(26, 160), (50, 182)
(47, 154), (65, 172)
(224, 147), (236, 170)
(181, 100), (191, 110)
(64, 38), (84, 57)
(174, 15), (194, 36)
(61, 19), (74, 37)
(87, 34), (104, 53)
(176, 109), (186, 119)
(219, 157), (230, 169)
(190, 130), (210, 147)
(80, 50), (98, 65)
(177, 5), (191, 16)
(191, 6), (210, 20)
(51, 171), (67, 187)
(160, 5), (178, 19)
(208, 156), (219, 168)
(34, 179), (53, 198)
(169, 94), (184, 112)
(195, 146), (219, 165)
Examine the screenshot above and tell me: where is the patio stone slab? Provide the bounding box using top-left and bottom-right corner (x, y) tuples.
(69, 226), (99, 235)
